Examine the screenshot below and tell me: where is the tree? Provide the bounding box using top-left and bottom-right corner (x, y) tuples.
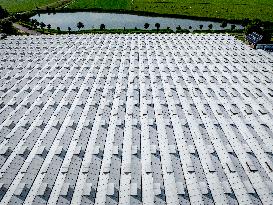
(208, 24), (213, 30)
(47, 24), (51, 30)
(199, 24), (203, 30)
(0, 5), (9, 19)
(30, 19), (37, 28)
(34, 20), (39, 28)
(231, 24), (236, 31)
(244, 19), (263, 35)
(220, 21), (227, 28)
(36, 7), (40, 16)
(15, 13), (29, 22)
(100, 24), (105, 30)
(52, 8), (56, 14)
(0, 20), (17, 34)
(68, 27), (71, 33)
(77, 21), (84, 30)
(57, 27), (61, 33)
(189, 26), (192, 30)
(46, 6), (50, 14)
(176, 25), (182, 31)
(40, 22), (46, 31)
(144, 23), (149, 29)
(155, 23), (160, 32)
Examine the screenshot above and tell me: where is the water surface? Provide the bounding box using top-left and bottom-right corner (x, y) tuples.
(31, 12), (242, 31)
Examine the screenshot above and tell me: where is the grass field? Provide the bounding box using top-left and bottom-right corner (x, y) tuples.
(0, 0), (71, 13)
(1, 0), (273, 22)
(67, 0), (273, 22)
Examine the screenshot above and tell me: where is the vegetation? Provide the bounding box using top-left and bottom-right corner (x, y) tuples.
(155, 23), (160, 32)
(0, 0), (72, 13)
(2, 0), (271, 39)
(40, 22), (46, 30)
(34, 28), (183, 35)
(66, 0), (273, 22)
(0, 5), (8, 19)
(30, 19), (39, 28)
(77, 21), (84, 30)
(220, 21), (228, 28)
(176, 25), (182, 31)
(231, 24), (236, 30)
(100, 23), (105, 30)
(17, 19), (189, 34)
(0, 6), (17, 35)
(0, 19), (17, 34)
(144, 23), (149, 29)
(67, 0), (130, 11)
(244, 20), (272, 43)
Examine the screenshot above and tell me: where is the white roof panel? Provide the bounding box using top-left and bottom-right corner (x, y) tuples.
(0, 34), (273, 205)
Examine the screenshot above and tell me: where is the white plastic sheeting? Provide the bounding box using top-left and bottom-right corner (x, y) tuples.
(0, 34), (273, 205)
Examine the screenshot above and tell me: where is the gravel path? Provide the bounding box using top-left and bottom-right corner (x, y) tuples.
(13, 23), (41, 35)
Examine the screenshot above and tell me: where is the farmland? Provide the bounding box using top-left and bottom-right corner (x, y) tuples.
(0, 0), (273, 22)
(66, 0), (273, 22)
(0, 0), (71, 13)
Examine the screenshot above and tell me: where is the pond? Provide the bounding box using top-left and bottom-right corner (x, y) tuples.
(31, 12), (243, 31)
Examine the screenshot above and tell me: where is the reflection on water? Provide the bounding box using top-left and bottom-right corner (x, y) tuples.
(31, 12), (242, 31)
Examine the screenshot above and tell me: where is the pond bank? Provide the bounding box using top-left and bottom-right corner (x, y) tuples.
(18, 21), (244, 35)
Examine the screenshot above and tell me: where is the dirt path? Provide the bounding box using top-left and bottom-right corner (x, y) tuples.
(13, 23), (41, 35)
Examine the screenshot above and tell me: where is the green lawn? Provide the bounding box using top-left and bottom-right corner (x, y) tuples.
(67, 0), (273, 22)
(0, 0), (71, 13)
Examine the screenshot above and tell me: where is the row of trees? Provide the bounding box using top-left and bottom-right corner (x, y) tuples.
(145, 22), (236, 31)
(33, 20), (236, 33)
(30, 20), (85, 31)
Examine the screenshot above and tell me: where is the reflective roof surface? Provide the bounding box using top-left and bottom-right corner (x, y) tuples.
(0, 34), (273, 205)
